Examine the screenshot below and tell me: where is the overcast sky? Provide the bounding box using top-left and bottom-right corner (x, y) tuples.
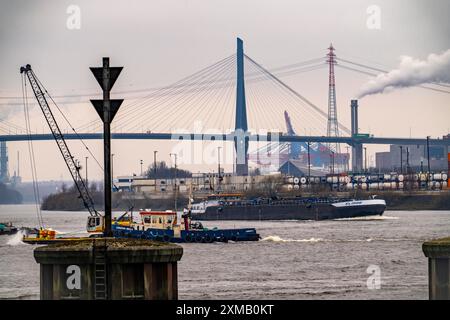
(1, 0), (449, 181)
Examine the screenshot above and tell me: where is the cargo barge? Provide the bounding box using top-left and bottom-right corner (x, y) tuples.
(190, 194), (386, 221)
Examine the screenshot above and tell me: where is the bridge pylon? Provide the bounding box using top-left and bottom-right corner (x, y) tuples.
(234, 37), (249, 176)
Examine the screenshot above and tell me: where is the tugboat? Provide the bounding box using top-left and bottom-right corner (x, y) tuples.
(190, 194), (387, 221)
(112, 209), (260, 243)
(0, 222), (18, 235)
(23, 208), (260, 244)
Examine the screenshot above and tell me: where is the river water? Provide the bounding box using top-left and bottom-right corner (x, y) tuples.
(0, 204), (449, 300)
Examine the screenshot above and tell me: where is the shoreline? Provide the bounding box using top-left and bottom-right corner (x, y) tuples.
(28, 189), (450, 212)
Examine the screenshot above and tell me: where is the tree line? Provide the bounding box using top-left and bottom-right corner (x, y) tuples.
(144, 161), (192, 179)
(0, 183), (23, 204)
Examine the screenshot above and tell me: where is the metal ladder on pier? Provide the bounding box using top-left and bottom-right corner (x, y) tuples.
(94, 239), (107, 300)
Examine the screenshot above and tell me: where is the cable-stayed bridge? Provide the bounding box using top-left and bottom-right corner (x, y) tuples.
(1, 38), (449, 182)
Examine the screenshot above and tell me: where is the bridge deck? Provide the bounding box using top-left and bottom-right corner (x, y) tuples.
(1, 132), (449, 146)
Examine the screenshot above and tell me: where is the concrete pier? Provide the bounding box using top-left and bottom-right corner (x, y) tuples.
(34, 238), (183, 300)
(422, 237), (450, 300)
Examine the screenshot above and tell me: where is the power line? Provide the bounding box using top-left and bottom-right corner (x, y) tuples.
(336, 63), (450, 95)
(244, 53), (352, 135)
(337, 57), (450, 93)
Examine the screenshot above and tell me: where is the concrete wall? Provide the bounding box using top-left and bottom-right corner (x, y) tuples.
(423, 238), (450, 300)
(34, 239), (183, 300)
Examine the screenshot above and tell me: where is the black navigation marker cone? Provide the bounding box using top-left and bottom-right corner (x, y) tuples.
(90, 57), (123, 237)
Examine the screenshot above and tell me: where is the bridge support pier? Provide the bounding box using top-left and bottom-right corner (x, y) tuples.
(352, 143), (363, 173)
(350, 100), (363, 172)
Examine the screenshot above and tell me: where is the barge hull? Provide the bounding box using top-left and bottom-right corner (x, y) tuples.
(191, 203), (386, 221)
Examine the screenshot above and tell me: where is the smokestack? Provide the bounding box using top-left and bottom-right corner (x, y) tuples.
(351, 99), (358, 136)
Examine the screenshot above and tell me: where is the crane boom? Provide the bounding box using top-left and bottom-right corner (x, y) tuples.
(20, 64), (99, 217)
(283, 110), (296, 136)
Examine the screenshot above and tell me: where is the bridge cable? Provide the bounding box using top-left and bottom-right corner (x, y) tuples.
(248, 58), (340, 136)
(245, 54), (352, 135)
(108, 56), (230, 132)
(125, 55), (236, 132)
(32, 73), (136, 210)
(111, 55), (237, 132)
(33, 73), (104, 171)
(245, 56), (332, 136)
(75, 56), (237, 132)
(75, 55), (326, 131)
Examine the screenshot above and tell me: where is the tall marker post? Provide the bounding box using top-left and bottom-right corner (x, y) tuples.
(90, 57), (123, 237)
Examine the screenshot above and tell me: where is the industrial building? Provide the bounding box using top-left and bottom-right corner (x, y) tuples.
(114, 172), (283, 196)
(375, 136), (449, 172)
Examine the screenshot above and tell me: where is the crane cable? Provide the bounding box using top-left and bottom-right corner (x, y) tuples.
(33, 72), (104, 171)
(32, 72), (135, 211)
(21, 73), (44, 228)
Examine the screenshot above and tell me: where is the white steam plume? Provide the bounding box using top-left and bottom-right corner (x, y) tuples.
(358, 49), (450, 98)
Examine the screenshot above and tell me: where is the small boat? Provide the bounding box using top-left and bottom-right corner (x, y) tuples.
(112, 209), (260, 243)
(22, 228), (60, 244)
(21, 236), (88, 245)
(0, 222), (18, 235)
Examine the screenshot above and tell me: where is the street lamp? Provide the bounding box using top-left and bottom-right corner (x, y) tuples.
(307, 142), (311, 185)
(85, 156), (88, 187)
(153, 150), (158, 191)
(399, 146), (403, 174)
(406, 147), (410, 174)
(364, 147), (367, 173)
(345, 146), (350, 173)
(170, 153), (178, 212)
(217, 147), (222, 191)
(330, 151), (335, 174)
(426, 136), (431, 186)
(140, 159), (143, 176)
(111, 153), (115, 191)
(153, 150), (158, 178)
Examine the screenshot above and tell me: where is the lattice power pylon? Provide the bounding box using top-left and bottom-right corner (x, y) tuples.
(326, 44), (341, 158)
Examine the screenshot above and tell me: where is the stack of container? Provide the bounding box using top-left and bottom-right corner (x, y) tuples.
(283, 170), (449, 191)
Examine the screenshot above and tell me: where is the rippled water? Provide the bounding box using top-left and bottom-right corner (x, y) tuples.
(1, 204), (449, 299)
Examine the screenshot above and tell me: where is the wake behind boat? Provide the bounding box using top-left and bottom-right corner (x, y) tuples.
(190, 194), (386, 221)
